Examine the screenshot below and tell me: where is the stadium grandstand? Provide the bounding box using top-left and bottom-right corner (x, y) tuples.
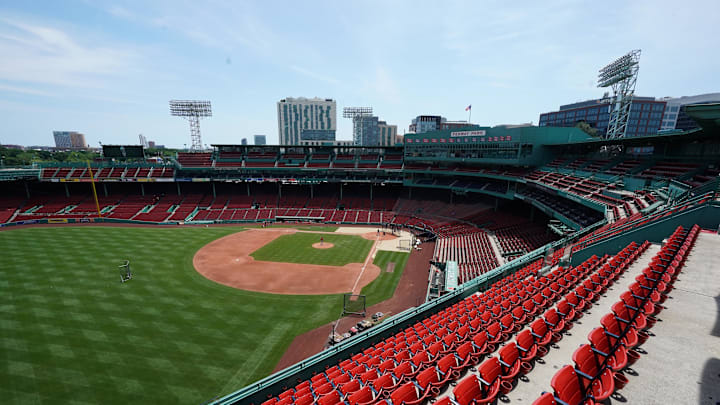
(1, 103), (719, 404)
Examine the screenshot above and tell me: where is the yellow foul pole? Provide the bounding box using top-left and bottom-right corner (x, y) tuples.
(86, 161), (102, 218)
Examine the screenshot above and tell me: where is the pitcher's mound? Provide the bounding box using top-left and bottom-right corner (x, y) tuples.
(312, 242), (334, 249)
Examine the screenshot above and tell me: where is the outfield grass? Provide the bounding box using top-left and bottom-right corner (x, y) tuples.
(0, 227), (344, 405)
(245, 225), (339, 232)
(360, 251), (410, 306)
(295, 226), (338, 232)
(250, 232), (373, 266)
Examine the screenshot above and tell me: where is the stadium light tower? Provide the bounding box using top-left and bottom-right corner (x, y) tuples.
(597, 50), (641, 139)
(169, 100), (212, 151)
(343, 107), (373, 146)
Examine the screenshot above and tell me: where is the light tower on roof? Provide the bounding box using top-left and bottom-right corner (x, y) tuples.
(169, 100), (212, 151)
(597, 50), (641, 139)
(343, 107), (373, 146)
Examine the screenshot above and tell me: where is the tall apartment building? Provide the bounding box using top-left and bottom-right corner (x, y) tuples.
(277, 97), (336, 145)
(378, 121), (398, 146)
(351, 116), (397, 146)
(53, 131), (87, 149)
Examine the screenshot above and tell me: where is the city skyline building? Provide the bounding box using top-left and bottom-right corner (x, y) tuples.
(254, 135), (267, 145)
(277, 97), (336, 145)
(659, 93), (720, 131)
(52, 131), (87, 149)
(409, 115), (471, 134)
(538, 97), (666, 137)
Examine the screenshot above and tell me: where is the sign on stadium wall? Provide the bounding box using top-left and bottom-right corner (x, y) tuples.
(450, 130), (486, 137)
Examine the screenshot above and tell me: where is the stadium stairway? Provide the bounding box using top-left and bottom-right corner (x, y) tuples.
(505, 241), (660, 402)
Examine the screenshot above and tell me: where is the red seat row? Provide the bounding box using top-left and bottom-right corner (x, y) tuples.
(535, 225), (699, 405)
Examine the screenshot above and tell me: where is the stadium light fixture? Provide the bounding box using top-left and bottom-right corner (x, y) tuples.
(170, 100), (212, 152)
(597, 50), (641, 139)
(343, 107), (373, 146)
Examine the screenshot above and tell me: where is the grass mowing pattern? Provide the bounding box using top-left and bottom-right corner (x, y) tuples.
(0, 227), (343, 405)
(250, 233), (372, 266)
(360, 251), (410, 307)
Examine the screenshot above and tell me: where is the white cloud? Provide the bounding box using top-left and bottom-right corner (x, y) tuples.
(0, 17), (139, 88)
(289, 65), (339, 85)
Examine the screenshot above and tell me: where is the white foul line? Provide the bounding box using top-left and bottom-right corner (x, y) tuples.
(350, 235), (380, 294)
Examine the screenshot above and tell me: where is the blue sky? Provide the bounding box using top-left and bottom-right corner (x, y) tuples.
(0, 0), (718, 148)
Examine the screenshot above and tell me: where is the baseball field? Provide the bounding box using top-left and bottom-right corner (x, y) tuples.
(0, 226), (409, 404)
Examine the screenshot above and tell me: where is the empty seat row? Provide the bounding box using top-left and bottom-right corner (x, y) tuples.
(534, 225), (699, 405)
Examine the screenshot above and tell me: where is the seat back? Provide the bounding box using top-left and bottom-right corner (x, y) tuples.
(556, 300), (572, 318)
(437, 353), (457, 373)
(531, 318), (549, 339)
(457, 341), (474, 360)
(512, 306), (525, 321)
(499, 342), (520, 366)
(587, 327), (611, 354)
(314, 382), (333, 395)
(347, 386), (373, 405)
(551, 365), (586, 405)
(428, 341), (444, 356)
(478, 356), (502, 384)
(453, 374), (482, 405)
(500, 313), (514, 330)
(372, 373), (395, 391)
(487, 321), (501, 339)
(331, 373), (350, 386)
(416, 366), (439, 389)
(533, 392), (558, 405)
(393, 361), (414, 379)
(411, 350), (430, 367)
(317, 390), (341, 405)
(395, 349), (410, 362)
(340, 379), (361, 395)
(390, 382), (419, 405)
(572, 344), (600, 377)
(443, 332), (456, 347)
(473, 331), (488, 349)
(516, 329), (535, 352)
(359, 368), (379, 384)
(545, 308), (561, 325)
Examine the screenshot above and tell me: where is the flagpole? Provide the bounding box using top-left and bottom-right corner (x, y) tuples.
(468, 107), (472, 124)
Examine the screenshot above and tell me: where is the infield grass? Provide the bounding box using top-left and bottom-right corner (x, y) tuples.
(0, 227), (344, 405)
(250, 232), (373, 266)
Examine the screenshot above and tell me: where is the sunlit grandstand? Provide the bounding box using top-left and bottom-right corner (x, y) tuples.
(1, 102), (719, 404)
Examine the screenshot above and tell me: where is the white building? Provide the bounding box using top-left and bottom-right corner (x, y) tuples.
(378, 121), (398, 146)
(659, 93), (720, 131)
(277, 97), (337, 145)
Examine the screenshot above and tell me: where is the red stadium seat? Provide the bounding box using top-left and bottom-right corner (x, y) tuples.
(346, 386), (376, 405)
(317, 390), (342, 405)
(515, 329), (538, 363)
(531, 392), (557, 405)
(389, 381), (429, 405)
(587, 327), (628, 372)
(550, 365), (594, 405)
(498, 342), (522, 381)
(572, 344), (615, 402)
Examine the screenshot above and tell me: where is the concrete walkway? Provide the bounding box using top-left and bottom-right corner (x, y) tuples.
(504, 243), (661, 402)
(614, 231), (720, 405)
(486, 232), (507, 266)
